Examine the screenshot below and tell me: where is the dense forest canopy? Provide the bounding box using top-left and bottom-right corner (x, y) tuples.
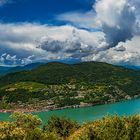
(1, 113), (140, 140)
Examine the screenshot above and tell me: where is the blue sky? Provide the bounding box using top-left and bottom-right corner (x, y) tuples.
(0, 0), (94, 24)
(0, 0), (140, 66)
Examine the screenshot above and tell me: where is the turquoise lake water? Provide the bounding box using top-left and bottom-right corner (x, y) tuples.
(1, 98), (140, 125)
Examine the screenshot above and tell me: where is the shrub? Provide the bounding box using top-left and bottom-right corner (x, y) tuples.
(43, 116), (80, 138)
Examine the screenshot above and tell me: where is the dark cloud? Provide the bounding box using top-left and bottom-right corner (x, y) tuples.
(114, 44), (126, 51)
(95, 0), (136, 47)
(37, 30), (99, 59)
(37, 40), (63, 53)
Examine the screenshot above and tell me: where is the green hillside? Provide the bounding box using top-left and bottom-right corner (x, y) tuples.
(0, 61), (140, 110)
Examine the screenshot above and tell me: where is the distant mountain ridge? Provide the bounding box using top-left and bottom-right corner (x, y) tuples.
(0, 66), (12, 75)
(123, 65), (140, 70)
(0, 59), (81, 76)
(0, 62), (44, 76)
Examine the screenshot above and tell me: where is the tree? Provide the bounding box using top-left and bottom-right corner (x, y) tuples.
(11, 112), (42, 129)
(43, 116), (80, 138)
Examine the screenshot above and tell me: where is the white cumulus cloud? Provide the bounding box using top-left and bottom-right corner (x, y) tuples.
(0, 23), (106, 66)
(56, 0), (140, 66)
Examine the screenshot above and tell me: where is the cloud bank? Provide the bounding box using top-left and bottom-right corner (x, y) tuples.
(95, 0), (136, 47)
(56, 0), (140, 66)
(0, 23), (106, 66)
(1, 0), (140, 66)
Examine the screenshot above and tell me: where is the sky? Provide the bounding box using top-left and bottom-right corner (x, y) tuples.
(0, 0), (140, 66)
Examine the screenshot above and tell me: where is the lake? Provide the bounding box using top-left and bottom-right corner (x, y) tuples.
(1, 98), (140, 125)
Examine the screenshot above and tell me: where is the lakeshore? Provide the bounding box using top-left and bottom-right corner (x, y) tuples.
(0, 95), (138, 114)
(1, 97), (140, 124)
(0, 103), (93, 113)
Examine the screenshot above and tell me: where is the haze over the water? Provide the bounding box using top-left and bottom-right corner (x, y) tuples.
(0, 0), (140, 66)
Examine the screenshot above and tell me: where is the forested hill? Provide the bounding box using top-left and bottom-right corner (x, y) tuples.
(0, 61), (140, 96)
(1, 61), (140, 111)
